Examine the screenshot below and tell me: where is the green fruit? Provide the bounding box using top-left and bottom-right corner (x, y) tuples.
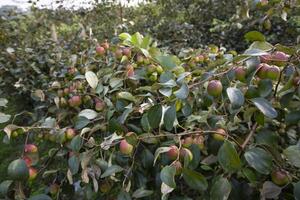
(173, 66), (185, 76)
(179, 148), (193, 161)
(147, 64), (157, 74)
(207, 80), (223, 97)
(49, 184), (60, 195)
(155, 65), (163, 74)
(66, 128), (76, 140)
(136, 55), (144, 64)
(266, 65), (280, 80)
(271, 170), (289, 186)
(235, 66), (246, 82)
(8, 159), (29, 180)
(212, 128), (227, 141)
(149, 72), (158, 82)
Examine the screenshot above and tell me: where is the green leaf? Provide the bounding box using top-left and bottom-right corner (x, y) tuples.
(0, 98), (8, 107)
(28, 194), (52, 200)
(70, 135), (83, 152)
(244, 31), (265, 42)
(147, 105), (162, 129)
(85, 71), (99, 89)
(119, 33), (132, 41)
(164, 104), (176, 131)
(210, 177), (231, 200)
(258, 79), (273, 97)
(217, 141), (241, 173)
(285, 111), (300, 125)
(182, 168), (208, 191)
(132, 188), (153, 198)
(131, 32), (143, 47)
(251, 98), (277, 119)
(261, 181), (282, 199)
(117, 191), (132, 200)
(101, 165), (123, 178)
(0, 180), (13, 197)
(7, 159), (29, 180)
(75, 116), (90, 129)
(249, 41), (273, 51)
(244, 147), (273, 174)
(243, 49), (269, 56)
(174, 83), (189, 99)
(283, 145), (300, 168)
(160, 166), (176, 188)
(78, 109), (98, 120)
(294, 181), (300, 200)
(117, 91), (137, 102)
(0, 113), (11, 123)
(155, 55), (178, 70)
(226, 87), (244, 107)
(68, 155), (79, 175)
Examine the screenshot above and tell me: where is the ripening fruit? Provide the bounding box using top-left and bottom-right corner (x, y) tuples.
(212, 128), (227, 141)
(266, 65), (280, 80)
(115, 48), (123, 59)
(68, 95), (82, 107)
(8, 159), (29, 180)
(146, 64), (157, 74)
(23, 156), (32, 167)
(207, 80), (223, 97)
(167, 145), (179, 161)
(235, 66), (246, 82)
(25, 144), (38, 153)
(60, 97), (67, 107)
(49, 183), (60, 195)
(182, 136), (193, 148)
(272, 51), (289, 62)
(260, 54), (272, 63)
(194, 55), (204, 63)
(119, 139), (133, 155)
(63, 88), (70, 95)
(28, 167), (37, 181)
(271, 170), (289, 186)
(257, 63), (270, 79)
(172, 161), (183, 175)
(95, 100), (105, 111)
(179, 148), (193, 161)
(122, 48), (131, 58)
(96, 45), (105, 55)
(136, 55), (144, 64)
(66, 128), (76, 140)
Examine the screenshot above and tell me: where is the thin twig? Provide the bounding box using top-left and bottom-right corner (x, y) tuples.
(241, 123), (258, 150)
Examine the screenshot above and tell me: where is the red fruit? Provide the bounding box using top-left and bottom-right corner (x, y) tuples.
(207, 80), (223, 97)
(95, 100), (105, 111)
(271, 170), (289, 186)
(260, 54), (272, 63)
(25, 144), (38, 153)
(23, 156), (32, 167)
(212, 128), (227, 141)
(272, 51), (289, 62)
(179, 148), (193, 161)
(235, 66), (246, 82)
(96, 45), (105, 55)
(266, 65), (280, 80)
(115, 48), (123, 59)
(68, 95), (82, 107)
(122, 48), (131, 58)
(257, 63), (270, 79)
(28, 167), (37, 181)
(119, 139), (133, 155)
(167, 145), (179, 161)
(182, 136), (193, 148)
(66, 128), (76, 140)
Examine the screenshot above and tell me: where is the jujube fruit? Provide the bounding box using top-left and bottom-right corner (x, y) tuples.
(212, 128), (227, 141)
(266, 65), (280, 80)
(271, 170), (289, 186)
(235, 66), (246, 82)
(207, 80), (223, 97)
(167, 145), (179, 161)
(119, 139), (133, 155)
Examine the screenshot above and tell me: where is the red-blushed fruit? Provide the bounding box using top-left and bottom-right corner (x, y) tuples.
(23, 156), (32, 167)
(260, 53), (272, 63)
(136, 55), (144, 64)
(235, 66), (246, 82)
(96, 45), (105, 56)
(63, 88), (70, 95)
(25, 144), (38, 153)
(179, 148), (193, 161)
(115, 48), (123, 59)
(266, 65), (280, 80)
(101, 40), (110, 50)
(28, 167), (37, 181)
(171, 161), (183, 175)
(272, 51), (289, 62)
(182, 136), (193, 148)
(95, 100), (105, 111)
(122, 48), (131, 58)
(193, 135), (205, 150)
(212, 128), (227, 141)
(119, 139), (133, 155)
(126, 64), (135, 78)
(257, 63), (270, 79)
(49, 183), (60, 195)
(167, 145), (179, 161)
(207, 80), (223, 97)
(68, 95), (82, 107)
(293, 76), (300, 86)
(66, 128), (76, 140)
(271, 170), (289, 186)
(195, 55), (204, 63)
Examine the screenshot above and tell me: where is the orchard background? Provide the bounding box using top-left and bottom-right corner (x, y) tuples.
(0, 0), (300, 199)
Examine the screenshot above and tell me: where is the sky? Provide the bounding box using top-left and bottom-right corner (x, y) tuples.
(0, 0), (142, 10)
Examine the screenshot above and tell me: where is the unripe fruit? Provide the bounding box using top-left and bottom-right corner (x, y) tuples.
(49, 183), (60, 195)
(11, 130), (18, 138)
(174, 66), (185, 76)
(66, 128), (76, 140)
(207, 80), (223, 97)
(99, 181), (112, 193)
(182, 136), (193, 148)
(179, 148), (193, 161)
(195, 55), (204, 63)
(25, 144), (38, 153)
(149, 73), (158, 82)
(172, 161), (183, 175)
(235, 66), (246, 82)
(257, 63), (270, 79)
(271, 170), (289, 186)
(212, 128), (227, 141)
(8, 159), (29, 180)
(156, 65), (163, 74)
(68, 95), (82, 107)
(167, 145), (179, 160)
(266, 65), (280, 80)
(147, 64), (157, 74)
(122, 48), (131, 58)
(96, 45), (105, 56)
(28, 167), (37, 181)
(136, 55), (144, 64)
(119, 139), (133, 155)
(115, 48), (123, 59)
(95, 100), (105, 111)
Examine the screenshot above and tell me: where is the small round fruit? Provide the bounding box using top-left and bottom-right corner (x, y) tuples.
(122, 48), (131, 58)
(212, 128), (227, 141)
(182, 136), (193, 148)
(257, 63), (270, 79)
(272, 51), (289, 62)
(68, 95), (82, 107)
(266, 65), (280, 80)
(235, 66), (246, 82)
(260, 54), (272, 63)
(28, 167), (37, 181)
(167, 145), (179, 161)
(207, 80), (223, 97)
(136, 55), (144, 64)
(95, 100), (105, 111)
(8, 159), (29, 180)
(25, 144), (38, 153)
(96, 45), (105, 56)
(179, 148), (193, 161)
(156, 65), (164, 74)
(173, 66), (185, 76)
(146, 64), (157, 74)
(66, 128), (76, 140)
(119, 139), (133, 155)
(271, 170), (289, 186)
(115, 48), (123, 59)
